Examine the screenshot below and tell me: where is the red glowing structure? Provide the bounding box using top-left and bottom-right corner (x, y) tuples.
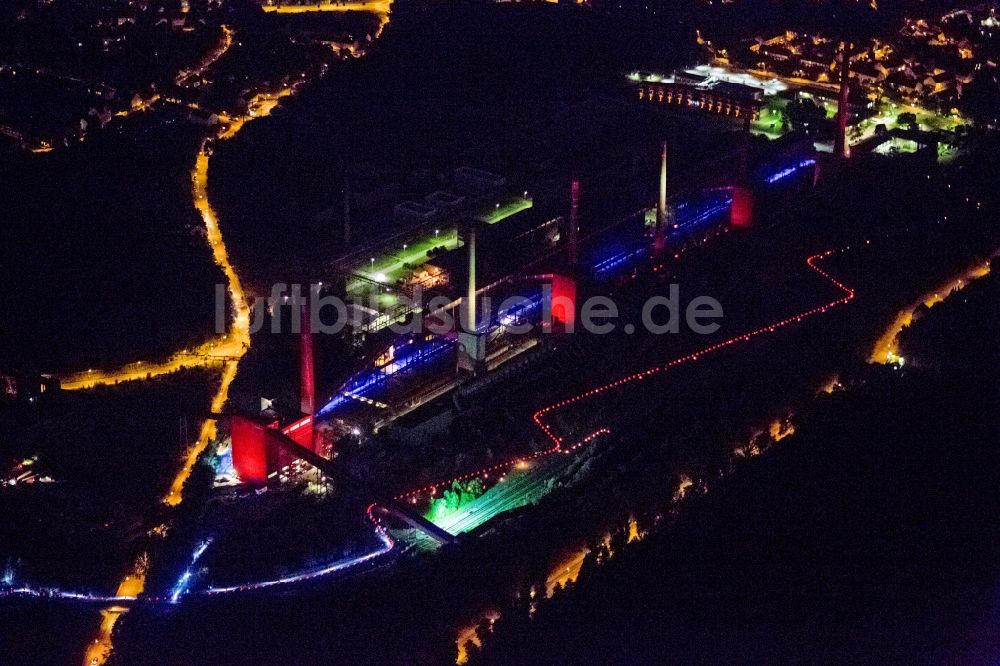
(231, 298), (319, 485)
(550, 274), (577, 331)
(231, 415), (273, 485)
(730, 186), (755, 228)
(231, 414), (317, 485)
(300, 301), (315, 417)
(283, 415), (315, 453)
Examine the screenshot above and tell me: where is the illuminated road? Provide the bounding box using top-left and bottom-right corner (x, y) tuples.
(59, 127), (252, 393)
(545, 548), (588, 597)
(60, 9), (388, 391)
(165, 120), (259, 507)
(80, 57), (292, 666)
(176, 25), (234, 87)
(870, 253), (996, 365)
(262, 0), (391, 14)
(262, 0), (392, 37)
(81, 557), (147, 666)
(455, 610), (500, 665)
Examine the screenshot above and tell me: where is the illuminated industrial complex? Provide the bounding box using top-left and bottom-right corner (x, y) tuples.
(3, 0), (997, 662)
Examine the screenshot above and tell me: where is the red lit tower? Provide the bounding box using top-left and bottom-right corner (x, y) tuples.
(300, 299), (315, 417)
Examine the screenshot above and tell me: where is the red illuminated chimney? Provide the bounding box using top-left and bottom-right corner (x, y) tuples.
(300, 299), (315, 416)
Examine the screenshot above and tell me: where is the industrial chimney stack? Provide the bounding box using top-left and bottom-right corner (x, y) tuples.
(457, 222), (486, 374)
(568, 179), (580, 267)
(654, 141), (667, 251)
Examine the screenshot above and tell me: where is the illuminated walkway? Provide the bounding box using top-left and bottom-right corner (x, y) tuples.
(870, 253), (996, 365)
(397, 250), (856, 519)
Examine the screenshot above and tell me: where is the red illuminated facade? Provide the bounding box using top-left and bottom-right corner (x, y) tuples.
(231, 415), (272, 485)
(231, 414), (317, 485)
(282, 415), (316, 453)
(550, 274), (577, 331)
(730, 186), (754, 228)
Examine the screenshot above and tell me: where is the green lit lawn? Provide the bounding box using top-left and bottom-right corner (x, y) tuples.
(477, 194), (532, 225)
(751, 99), (789, 139)
(347, 195), (531, 293)
(424, 454), (571, 535)
(349, 228), (459, 292)
(343, 194), (532, 325)
(849, 100), (966, 159)
(874, 136), (920, 155)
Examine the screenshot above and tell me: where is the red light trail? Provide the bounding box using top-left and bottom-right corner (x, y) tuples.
(531, 250), (854, 452)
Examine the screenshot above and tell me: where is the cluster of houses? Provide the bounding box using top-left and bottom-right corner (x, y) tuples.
(741, 5), (999, 106)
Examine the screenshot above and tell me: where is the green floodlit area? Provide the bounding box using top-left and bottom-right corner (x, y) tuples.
(874, 136), (921, 155)
(421, 454), (570, 537)
(632, 65), (970, 153)
(342, 194), (533, 329)
(347, 194), (533, 289)
(353, 228), (460, 291)
(751, 98), (789, 138)
(476, 193), (533, 225)
(749, 93), (965, 146)
(853, 99), (965, 135)
(627, 64), (966, 161)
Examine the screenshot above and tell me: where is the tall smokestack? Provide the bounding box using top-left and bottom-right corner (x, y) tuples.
(465, 223), (477, 333)
(343, 174), (351, 248)
(654, 141), (667, 251)
(457, 222), (485, 375)
(568, 179), (579, 267)
(835, 42), (851, 160)
(300, 299), (315, 416)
